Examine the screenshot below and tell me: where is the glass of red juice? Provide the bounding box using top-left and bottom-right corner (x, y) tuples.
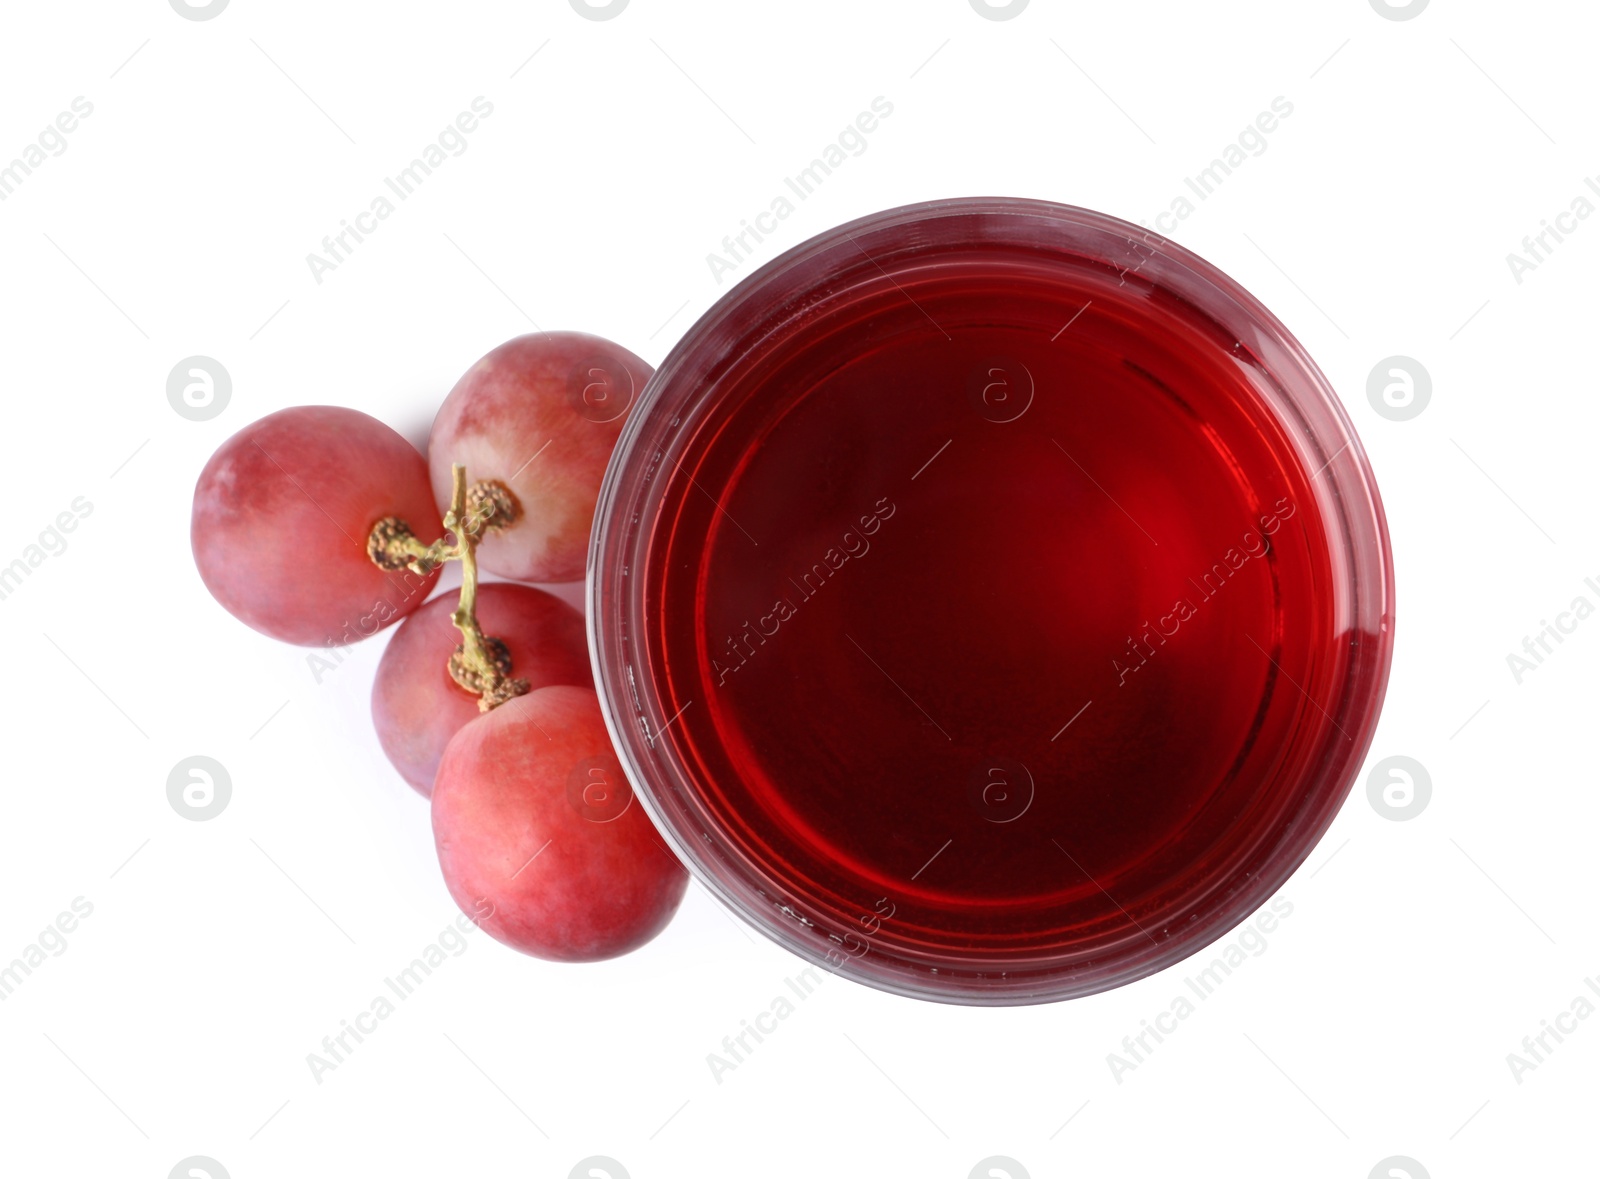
(589, 198), (1393, 1004)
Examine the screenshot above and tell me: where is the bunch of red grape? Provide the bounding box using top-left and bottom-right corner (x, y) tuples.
(191, 332), (687, 962)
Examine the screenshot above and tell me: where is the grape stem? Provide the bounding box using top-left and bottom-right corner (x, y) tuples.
(367, 466), (528, 712)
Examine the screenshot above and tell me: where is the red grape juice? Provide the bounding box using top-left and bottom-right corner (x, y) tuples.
(637, 246), (1368, 967)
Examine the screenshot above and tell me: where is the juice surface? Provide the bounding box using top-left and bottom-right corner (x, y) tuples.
(647, 254), (1340, 955)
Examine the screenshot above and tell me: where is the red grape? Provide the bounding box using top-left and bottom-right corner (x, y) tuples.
(372, 582), (592, 796)
(432, 685), (688, 961)
(192, 406), (440, 646)
(427, 332), (651, 583)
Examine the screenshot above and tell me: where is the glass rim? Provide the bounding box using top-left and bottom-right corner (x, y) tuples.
(588, 196), (1394, 1005)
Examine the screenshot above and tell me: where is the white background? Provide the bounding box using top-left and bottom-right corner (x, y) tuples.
(1, 1), (1594, 1176)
